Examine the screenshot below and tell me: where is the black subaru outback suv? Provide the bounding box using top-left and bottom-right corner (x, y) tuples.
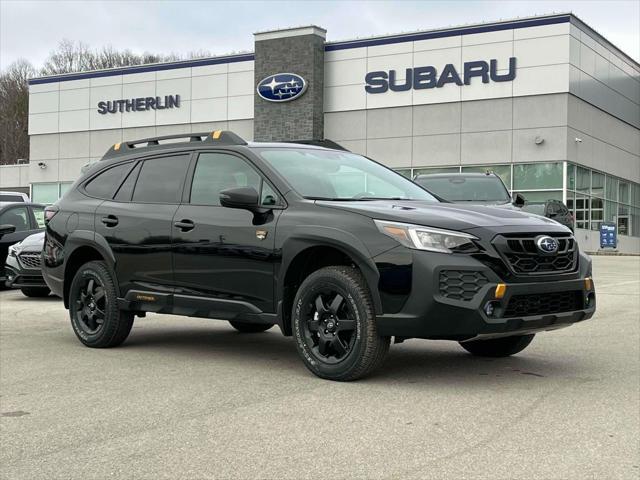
(42, 131), (596, 381)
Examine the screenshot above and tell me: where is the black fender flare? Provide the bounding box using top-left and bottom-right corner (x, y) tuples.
(276, 226), (382, 316)
(63, 230), (118, 304)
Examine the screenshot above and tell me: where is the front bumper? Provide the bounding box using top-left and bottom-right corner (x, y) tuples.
(4, 254), (47, 289)
(375, 248), (595, 340)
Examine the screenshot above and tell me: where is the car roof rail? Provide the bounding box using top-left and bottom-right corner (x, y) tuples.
(285, 139), (350, 151)
(101, 130), (247, 160)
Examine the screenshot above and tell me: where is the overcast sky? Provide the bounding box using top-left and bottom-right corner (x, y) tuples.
(1, 0), (638, 71)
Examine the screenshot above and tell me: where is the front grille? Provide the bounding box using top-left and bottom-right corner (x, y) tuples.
(439, 270), (488, 301)
(495, 234), (577, 275)
(503, 291), (583, 318)
(18, 253), (42, 270)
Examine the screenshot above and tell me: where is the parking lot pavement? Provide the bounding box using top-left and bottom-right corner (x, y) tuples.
(0, 256), (638, 480)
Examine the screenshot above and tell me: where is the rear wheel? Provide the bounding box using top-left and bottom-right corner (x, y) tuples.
(292, 266), (390, 381)
(460, 334), (535, 357)
(69, 261), (133, 348)
(20, 287), (50, 297)
(228, 321), (273, 333)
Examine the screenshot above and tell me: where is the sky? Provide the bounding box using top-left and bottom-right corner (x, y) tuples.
(1, 0), (639, 71)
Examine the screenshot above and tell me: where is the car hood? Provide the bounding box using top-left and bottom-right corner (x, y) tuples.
(17, 232), (45, 251)
(316, 200), (563, 232)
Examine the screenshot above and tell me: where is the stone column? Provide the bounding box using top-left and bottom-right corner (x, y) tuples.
(253, 26), (326, 142)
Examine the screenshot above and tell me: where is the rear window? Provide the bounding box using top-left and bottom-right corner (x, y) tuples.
(0, 194), (25, 202)
(84, 163), (134, 199)
(132, 155), (190, 203)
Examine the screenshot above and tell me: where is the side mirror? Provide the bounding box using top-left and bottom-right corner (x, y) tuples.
(0, 224), (16, 238)
(512, 193), (526, 208)
(220, 187), (260, 211)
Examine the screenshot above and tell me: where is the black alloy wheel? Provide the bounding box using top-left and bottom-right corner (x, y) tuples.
(292, 266), (390, 381)
(75, 277), (107, 335)
(302, 290), (357, 364)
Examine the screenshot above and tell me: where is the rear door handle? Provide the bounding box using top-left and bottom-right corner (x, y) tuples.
(174, 219), (195, 232)
(101, 215), (119, 227)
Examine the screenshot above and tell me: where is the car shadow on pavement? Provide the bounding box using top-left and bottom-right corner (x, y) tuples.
(116, 324), (592, 385)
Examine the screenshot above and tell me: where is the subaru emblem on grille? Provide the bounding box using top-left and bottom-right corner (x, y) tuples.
(536, 236), (558, 254)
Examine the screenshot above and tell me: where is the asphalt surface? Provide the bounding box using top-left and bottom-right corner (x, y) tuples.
(1, 256), (639, 480)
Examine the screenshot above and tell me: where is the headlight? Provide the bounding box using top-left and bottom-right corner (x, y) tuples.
(374, 220), (478, 254)
(8, 243), (21, 257)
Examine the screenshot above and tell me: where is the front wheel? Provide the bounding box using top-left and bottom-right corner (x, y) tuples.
(69, 261), (133, 348)
(292, 266), (390, 381)
(21, 287), (51, 297)
(459, 334), (535, 357)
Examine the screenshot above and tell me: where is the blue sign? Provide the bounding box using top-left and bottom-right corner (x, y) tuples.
(257, 73), (307, 102)
(600, 222), (617, 249)
(365, 57), (517, 93)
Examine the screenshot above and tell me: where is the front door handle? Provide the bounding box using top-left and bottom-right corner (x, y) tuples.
(101, 215), (119, 227)
(174, 219), (195, 232)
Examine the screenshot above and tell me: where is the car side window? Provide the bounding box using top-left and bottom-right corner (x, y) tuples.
(132, 155), (190, 203)
(84, 162), (134, 199)
(114, 162), (141, 202)
(190, 153), (277, 207)
(0, 206), (30, 232)
(31, 206), (46, 228)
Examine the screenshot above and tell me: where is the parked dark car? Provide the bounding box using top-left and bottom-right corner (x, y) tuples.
(42, 131), (595, 381)
(5, 231), (50, 297)
(0, 203), (46, 287)
(522, 200), (574, 232)
(414, 172), (574, 231)
(413, 172), (526, 208)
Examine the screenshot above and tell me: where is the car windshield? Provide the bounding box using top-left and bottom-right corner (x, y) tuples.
(415, 176), (511, 203)
(258, 148), (438, 202)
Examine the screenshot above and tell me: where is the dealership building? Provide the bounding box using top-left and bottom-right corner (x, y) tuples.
(1, 13), (639, 252)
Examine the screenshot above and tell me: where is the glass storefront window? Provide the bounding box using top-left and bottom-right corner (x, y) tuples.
(632, 184), (640, 207)
(618, 204), (629, 236)
(413, 166), (461, 176)
(576, 166), (590, 193)
(32, 183), (60, 204)
(567, 163), (576, 191)
(462, 165), (511, 189)
(605, 176), (618, 201)
(590, 197), (604, 230)
(31, 182), (73, 204)
(513, 162), (562, 190)
(591, 172), (604, 198)
(394, 169), (412, 179)
(631, 207), (640, 237)
(517, 190), (563, 204)
(573, 194), (589, 230)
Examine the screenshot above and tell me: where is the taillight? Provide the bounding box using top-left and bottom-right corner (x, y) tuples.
(44, 205), (59, 223)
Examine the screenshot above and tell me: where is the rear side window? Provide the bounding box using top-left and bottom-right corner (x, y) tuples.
(84, 163), (134, 199)
(114, 162), (141, 202)
(0, 206), (30, 232)
(31, 206), (45, 228)
(0, 194), (24, 202)
(132, 155), (190, 203)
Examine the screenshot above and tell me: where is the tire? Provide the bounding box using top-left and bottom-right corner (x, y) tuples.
(292, 266), (390, 381)
(460, 334), (535, 357)
(229, 321), (274, 333)
(68, 261), (133, 348)
(20, 287), (51, 297)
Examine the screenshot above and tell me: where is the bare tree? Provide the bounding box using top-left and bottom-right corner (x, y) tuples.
(1, 40), (213, 165)
(0, 60), (35, 165)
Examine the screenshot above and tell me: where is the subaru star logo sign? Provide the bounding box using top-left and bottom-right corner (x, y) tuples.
(257, 73), (307, 102)
(536, 235), (559, 254)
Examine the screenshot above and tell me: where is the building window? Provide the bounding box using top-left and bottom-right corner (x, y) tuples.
(513, 162), (563, 190)
(31, 182), (73, 204)
(461, 165), (511, 190)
